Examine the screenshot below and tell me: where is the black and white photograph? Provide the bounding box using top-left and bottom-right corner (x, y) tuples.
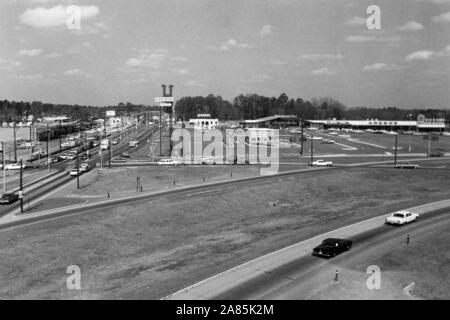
(0, 0), (449, 307)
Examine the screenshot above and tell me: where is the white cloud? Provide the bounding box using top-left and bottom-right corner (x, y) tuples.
(259, 24), (274, 37)
(19, 5), (99, 28)
(19, 48), (43, 56)
(172, 68), (189, 75)
(346, 35), (376, 42)
(405, 50), (435, 61)
(363, 63), (401, 72)
(64, 68), (84, 75)
(16, 73), (43, 80)
(213, 38), (254, 51)
(311, 67), (335, 76)
(346, 35), (405, 43)
(300, 53), (343, 60)
(126, 49), (169, 69)
(398, 21), (424, 31)
(433, 12), (450, 23)
(0, 57), (21, 68)
(346, 16), (366, 26)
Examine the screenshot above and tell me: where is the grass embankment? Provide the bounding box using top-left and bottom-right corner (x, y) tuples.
(0, 167), (449, 299)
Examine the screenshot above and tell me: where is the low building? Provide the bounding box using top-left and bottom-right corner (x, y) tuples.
(189, 114), (219, 130)
(306, 115), (446, 132)
(241, 115), (299, 129)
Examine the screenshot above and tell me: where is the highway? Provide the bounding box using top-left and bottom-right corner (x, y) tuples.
(203, 208), (450, 299)
(0, 124), (158, 218)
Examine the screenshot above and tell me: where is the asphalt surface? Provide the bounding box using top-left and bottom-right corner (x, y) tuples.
(0, 125), (158, 218)
(211, 207), (450, 299)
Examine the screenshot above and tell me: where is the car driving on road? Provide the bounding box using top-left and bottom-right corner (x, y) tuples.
(312, 238), (352, 258)
(311, 159), (333, 167)
(5, 163), (27, 170)
(158, 158), (182, 166)
(395, 162), (420, 169)
(385, 210), (419, 226)
(0, 193), (19, 205)
(69, 169), (80, 176)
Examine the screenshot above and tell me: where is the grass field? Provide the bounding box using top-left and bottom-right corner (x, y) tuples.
(1, 167), (450, 299)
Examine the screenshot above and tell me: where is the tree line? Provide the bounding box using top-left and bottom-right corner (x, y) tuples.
(174, 94), (449, 122)
(1, 94), (449, 123)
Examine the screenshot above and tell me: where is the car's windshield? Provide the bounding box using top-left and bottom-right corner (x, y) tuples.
(393, 213), (404, 218)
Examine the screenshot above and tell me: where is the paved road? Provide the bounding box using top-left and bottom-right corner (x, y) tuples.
(210, 208), (450, 299)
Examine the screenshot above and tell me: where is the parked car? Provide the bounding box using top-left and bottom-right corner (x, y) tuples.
(158, 158), (181, 166)
(111, 139), (119, 145)
(395, 162), (420, 169)
(312, 238), (352, 258)
(5, 163), (27, 170)
(311, 160), (333, 167)
(0, 193), (19, 204)
(60, 153), (68, 160)
(66, 153), (77, 160)
(201, 157), (215, 165)
(69, 168), (80, 176)
(321, 139), (335, 144)
(112, 156), (127, 163)
(430, 150), (445, 157)
(385, 210), (419, 226)
(80, 163), (90, 172)
(120, 152), (130, 158)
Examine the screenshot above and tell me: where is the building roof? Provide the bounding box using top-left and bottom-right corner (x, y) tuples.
(242, 115), (297, 123)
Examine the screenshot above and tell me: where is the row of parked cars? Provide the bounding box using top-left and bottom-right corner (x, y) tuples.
(312, 210), (419, 258)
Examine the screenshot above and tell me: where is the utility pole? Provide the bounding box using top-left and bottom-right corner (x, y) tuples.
(159, 105), (162, 156)
(19, 159), (23, 213)
(109, 143), (111, 168)
(310, 134), (314, 165)
(13, 122), (17, 163)
(300, 117), (304, 156)
(47, 126), (50, 171)
(394, 134), (398, 167)
(427, 135), (431, 157)
(59, 120), (62, 153)
(76, 149), (80, 189)
(2, 141), (5, 193)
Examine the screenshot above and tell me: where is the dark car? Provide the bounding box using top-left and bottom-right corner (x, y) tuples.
(312, 238), (352, 258)
(112, 156), (127, 163)
(429, 150), (445, 157)
(120, 152), (130, 158)
(0, 193), (19, 205)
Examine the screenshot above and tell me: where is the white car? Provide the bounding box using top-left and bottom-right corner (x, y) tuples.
(69, 169), (80, 176)
(5, 163), (27, 170)
(385, 210), (419, 226)
(201, 157), (216, 165)
(66, 153), (77, 160)
(80, 163), (90, 172)
(158, 158), (181, 166)
(312, 160), (333, 167)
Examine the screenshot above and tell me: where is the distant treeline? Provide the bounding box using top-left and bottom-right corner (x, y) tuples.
(175, 94), (450, 122)
(0, 100), (158, 123)
(1, 94), (449, 123)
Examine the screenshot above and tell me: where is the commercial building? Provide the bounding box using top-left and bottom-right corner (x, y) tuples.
(241, 115), (299, 129)
(307, 115), (446, 132)
(189, 114), (219, 130)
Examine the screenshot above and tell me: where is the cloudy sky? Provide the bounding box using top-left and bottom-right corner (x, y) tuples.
(0, 0), (449, 108)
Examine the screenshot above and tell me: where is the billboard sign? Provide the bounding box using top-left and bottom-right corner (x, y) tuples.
(155, 97), (174, 103)
(106, 110), (116, 117)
